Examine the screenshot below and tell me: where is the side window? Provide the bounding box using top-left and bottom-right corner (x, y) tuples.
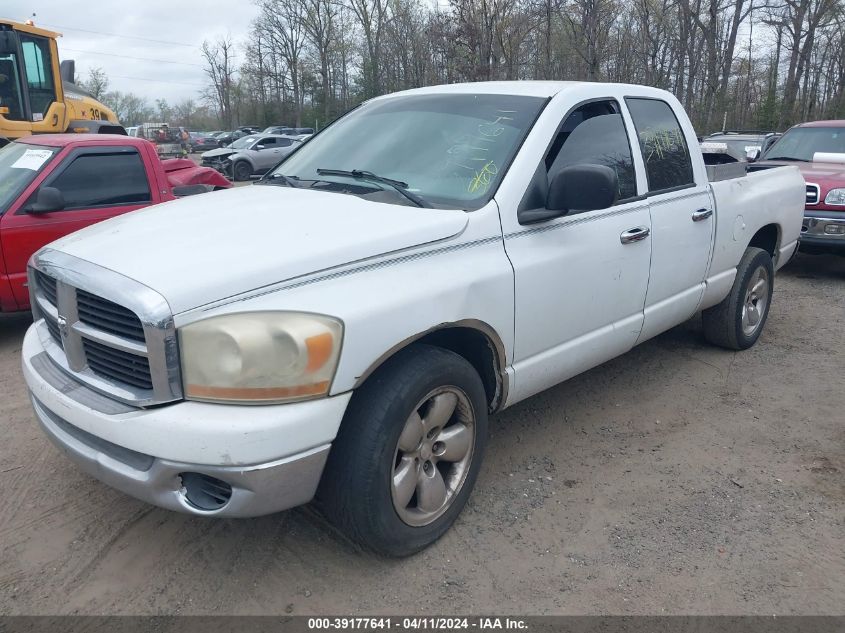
(0, 54), (25, 120)
(277, 138), (292, 147)
(40, 152), (151, 210)
(258, 137), (277, 148)
(19, 34), (56, 117)
(625, 98), (694, 193)
(546, 100), (637, 201)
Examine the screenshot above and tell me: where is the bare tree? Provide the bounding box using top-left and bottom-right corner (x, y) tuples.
(201, 36), (237, 128)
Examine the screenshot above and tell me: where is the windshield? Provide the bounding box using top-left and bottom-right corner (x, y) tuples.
(230, 135), (257, 149)
(0, 143), (59, 215)
(763, 127), (845, 161)
(269, 93), (547, 209)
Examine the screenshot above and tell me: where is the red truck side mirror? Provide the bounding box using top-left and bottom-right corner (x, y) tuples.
(26, 187), (66, 214)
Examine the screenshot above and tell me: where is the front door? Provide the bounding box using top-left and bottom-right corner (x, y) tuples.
(19, 32), (65, 134)
(252, 136), (285, 172)
(625, 97), (714, 342)
(503, 97), (653, 403)
(0, 147), (153, 308)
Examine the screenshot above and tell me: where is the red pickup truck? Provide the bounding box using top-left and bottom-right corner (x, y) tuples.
(752, 120), (845, 255)
(0, 134), (230, 313)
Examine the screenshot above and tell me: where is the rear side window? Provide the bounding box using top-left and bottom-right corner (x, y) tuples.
(44, 151), (151, 209)
(626, 98), (694, 193)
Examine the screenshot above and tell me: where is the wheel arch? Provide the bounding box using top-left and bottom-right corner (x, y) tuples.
(352, 320), (509, 413)
(747, 223), (781, 261)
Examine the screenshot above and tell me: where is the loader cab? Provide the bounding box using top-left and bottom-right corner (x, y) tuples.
(0, 21), (67, 143)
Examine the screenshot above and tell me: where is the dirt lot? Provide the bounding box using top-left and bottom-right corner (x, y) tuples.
(0, 253), (842, 616)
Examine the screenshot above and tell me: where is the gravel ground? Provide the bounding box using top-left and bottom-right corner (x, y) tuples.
(0, 253), (842, 615)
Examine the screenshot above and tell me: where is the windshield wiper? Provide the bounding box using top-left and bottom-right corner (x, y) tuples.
(765, 156), (808, 162)
(316, 168), (431, 208)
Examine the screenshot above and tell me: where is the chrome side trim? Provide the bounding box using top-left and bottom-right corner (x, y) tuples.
(29, 249), (182, 407)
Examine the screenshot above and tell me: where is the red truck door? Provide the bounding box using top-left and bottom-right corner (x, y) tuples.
(0, 146), (157, 310)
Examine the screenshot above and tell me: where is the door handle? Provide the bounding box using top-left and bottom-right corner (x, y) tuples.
(692, 208), (713, 222)
(620, 226), (650, 244)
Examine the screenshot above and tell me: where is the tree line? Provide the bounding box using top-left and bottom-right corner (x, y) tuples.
(200, 0), (845, 134)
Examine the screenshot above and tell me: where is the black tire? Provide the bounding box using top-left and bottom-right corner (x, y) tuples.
(318, 344), (488, 557)
(233, 161), (252, 181)
(702, 247), (774, 350)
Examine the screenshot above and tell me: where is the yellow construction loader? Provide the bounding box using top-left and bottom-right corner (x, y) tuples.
(0, 18), (125, 145)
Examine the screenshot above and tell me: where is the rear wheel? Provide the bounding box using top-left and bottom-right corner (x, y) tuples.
(318, 344), (488, 557)
(702, 247), (774, 350)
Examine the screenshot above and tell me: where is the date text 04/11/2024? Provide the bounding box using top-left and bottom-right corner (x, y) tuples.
(306, 617), (529, 630)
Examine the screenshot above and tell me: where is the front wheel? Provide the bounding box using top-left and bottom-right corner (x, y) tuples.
(318, 344), (488, 557)
(702, 247), (774, 350)
(232, 161), (252, 181)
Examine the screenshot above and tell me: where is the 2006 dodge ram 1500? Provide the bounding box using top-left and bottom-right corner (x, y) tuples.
(22, 82), (805, 556)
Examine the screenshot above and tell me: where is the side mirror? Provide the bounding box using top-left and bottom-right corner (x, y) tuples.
(519, 164), (618, 224)
(60, 59), (76, 84)
(27, 187), (66, 214)
(746, 148), (761, 162)
(255, 145), (265, 151)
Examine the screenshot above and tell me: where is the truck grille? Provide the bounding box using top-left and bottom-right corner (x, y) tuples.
(77, 289), (146, 342)
(806, 184), (820, 205)
(29, 250), (182, 407)
(83, 339), (153, 390)
(34, 270), (58, 305)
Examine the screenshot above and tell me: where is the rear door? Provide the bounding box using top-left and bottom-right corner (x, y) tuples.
(0, 146), (153, 308)
(625, 97), (714, 342)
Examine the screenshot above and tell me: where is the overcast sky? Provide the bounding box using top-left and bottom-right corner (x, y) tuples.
(5, 1), (257, 103)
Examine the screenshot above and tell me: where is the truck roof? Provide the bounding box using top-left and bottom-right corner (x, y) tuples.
(370, 80), (674, 100)
(16, 134), (150, 148)
(794, 120), (845, 128)
(0, 19), (61, 39)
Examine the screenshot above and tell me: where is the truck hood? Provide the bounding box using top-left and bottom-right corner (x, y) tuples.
(47, 185), (469, 314)
(755, 159), (845, 185)
(201, 147), (234, 160)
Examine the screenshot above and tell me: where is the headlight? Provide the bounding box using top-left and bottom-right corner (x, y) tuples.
(179, 312), (343, 404)
(824, 188), (845, 205)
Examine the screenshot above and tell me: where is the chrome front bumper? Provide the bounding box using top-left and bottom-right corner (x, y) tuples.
(30, 394), (330, 517)
(801, 212), (845, 250)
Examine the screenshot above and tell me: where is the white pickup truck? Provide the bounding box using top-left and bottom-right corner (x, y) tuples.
(22, 82), (804, 556)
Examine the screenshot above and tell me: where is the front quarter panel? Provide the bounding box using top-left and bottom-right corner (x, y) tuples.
(174, 202), (514, 399)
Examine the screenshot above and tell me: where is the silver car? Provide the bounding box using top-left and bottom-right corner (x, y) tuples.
(200, 134), (303, 181)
